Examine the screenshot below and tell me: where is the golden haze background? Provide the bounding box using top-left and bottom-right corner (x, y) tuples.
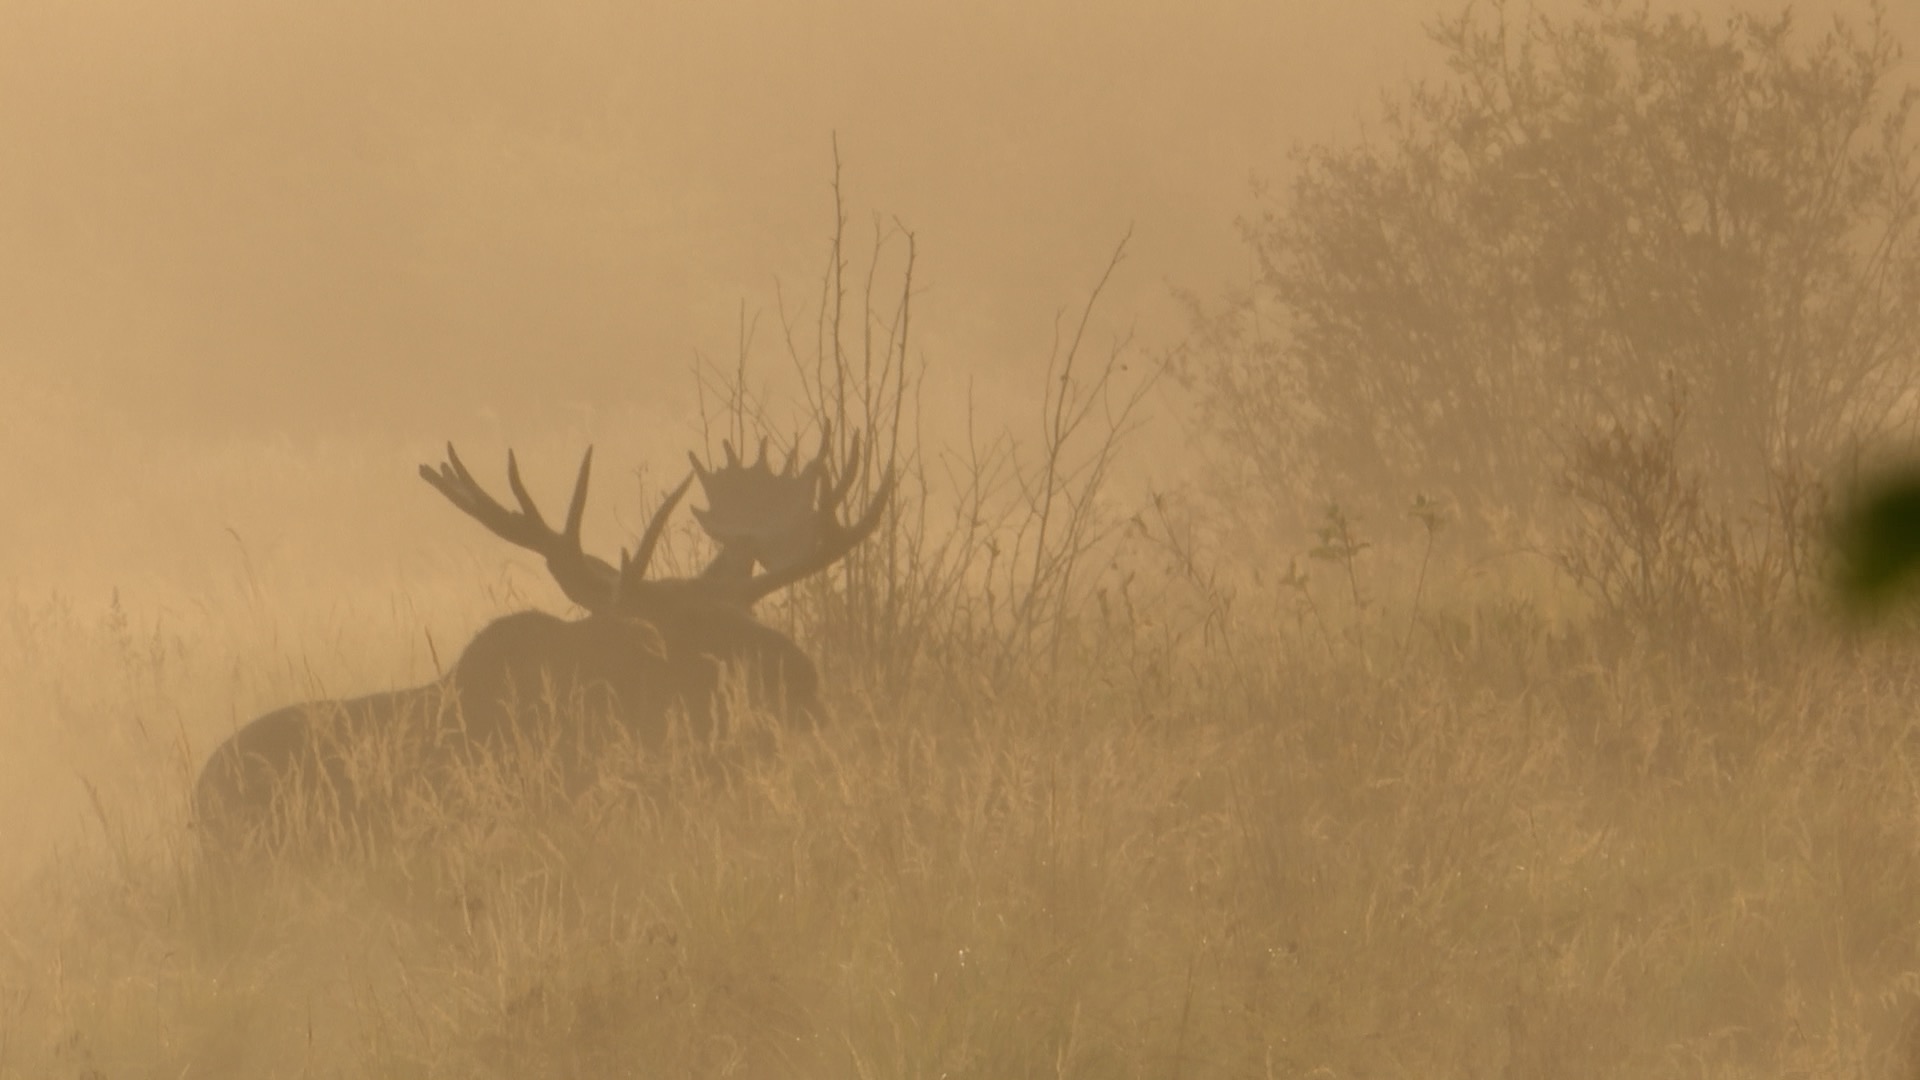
(0, 0), (1913, 867)
(5, 3), (1920, 1074)
(6, 0), (1913, 584)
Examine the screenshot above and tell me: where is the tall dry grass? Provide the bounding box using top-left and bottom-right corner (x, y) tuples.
(5, 496), (1920, 1077)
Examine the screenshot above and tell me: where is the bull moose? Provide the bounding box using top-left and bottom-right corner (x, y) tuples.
(192, 428), (891, 851)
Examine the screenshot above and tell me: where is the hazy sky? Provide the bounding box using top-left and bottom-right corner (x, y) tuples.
(0, 1), (1369, 436)
(15, 0), (1901, 433)
(0, 0), (1913, 588)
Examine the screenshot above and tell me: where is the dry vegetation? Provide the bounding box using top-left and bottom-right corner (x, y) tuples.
(6, 259), (1920, 1080)
(6, 473), (1920, 1078)
(9, 6), (1920, 1070)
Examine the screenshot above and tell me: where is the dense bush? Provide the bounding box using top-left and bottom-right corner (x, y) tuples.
(1181, 1), (1920, 558)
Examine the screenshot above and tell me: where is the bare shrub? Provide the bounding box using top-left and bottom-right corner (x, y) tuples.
(1553, 387), (1833, 653)
(695, 147), (1158, 703)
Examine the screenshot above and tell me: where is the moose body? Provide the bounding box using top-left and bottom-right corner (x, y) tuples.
(192, 434), (885, 853)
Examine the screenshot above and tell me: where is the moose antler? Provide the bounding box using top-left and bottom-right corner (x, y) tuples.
(420, 444), (692, 613)
(425, 430), (889, 616)
(687, 425), (834, 579)
(684, 423), (895, 606)
(735, 455), (894, 605)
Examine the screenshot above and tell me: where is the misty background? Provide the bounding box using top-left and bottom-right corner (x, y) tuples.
(2, 0), (1913, 598)
(9, 4), (1920, 1071)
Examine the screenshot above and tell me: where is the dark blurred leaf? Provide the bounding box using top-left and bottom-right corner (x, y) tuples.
(1836, 471), (1920, 613)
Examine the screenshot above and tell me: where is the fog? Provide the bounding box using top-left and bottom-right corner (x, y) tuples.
(5, 4), (1920, 1071)
(5, 0), (1910, 594)
(3, 0), (1401, 437)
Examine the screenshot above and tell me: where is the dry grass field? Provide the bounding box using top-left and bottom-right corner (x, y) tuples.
(6, 0), (1920, 1074)
(4, 442), (1920, 1079)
